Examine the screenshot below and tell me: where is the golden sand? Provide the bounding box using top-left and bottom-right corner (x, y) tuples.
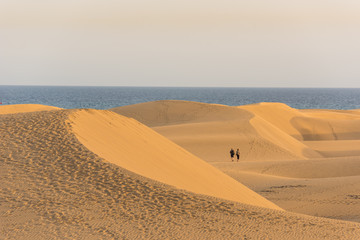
(1, 102), (360, 239)
(112, 100), (360, 223)
(0, 104), (61, 115)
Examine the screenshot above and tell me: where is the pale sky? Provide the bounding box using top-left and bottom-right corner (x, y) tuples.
(1, 0), (360, 87)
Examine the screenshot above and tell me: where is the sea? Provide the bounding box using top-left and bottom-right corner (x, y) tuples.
(0, 86), (359, 110)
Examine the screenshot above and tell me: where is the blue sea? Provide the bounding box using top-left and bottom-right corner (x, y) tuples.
(0, 86), (359, 110)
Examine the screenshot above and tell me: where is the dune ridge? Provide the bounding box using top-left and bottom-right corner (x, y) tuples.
(111, 101), (317, 162)
(111, 100), (360, 222)
(241, 102), (360, 157)
(2, 104), (360, 238)
(0, 104), (61, 115)
(69, 109), (280, 210)
(112, 100), (360, 161)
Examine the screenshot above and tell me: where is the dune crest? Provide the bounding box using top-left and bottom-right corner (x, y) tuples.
(111, 101), (321, 161)
(110, 100), (252, 127)
(0, 104), (61, 115)
(112, 100), (360, 161)
(239, 102), (307, 140)
(69, 109), (281, 210)
(240, 102), (360, 142)
(248, 116), (322, 159)
(2, 105), (360, 238)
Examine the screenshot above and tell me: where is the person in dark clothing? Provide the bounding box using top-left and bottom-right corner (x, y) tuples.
(230, 148), (235, 162)
(236, 148), (240, 162)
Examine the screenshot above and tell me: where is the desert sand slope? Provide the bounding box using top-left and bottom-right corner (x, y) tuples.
(110, 100), (252, 127)
(111, 100), (321, 161)
(213, 156), (360, 179)
(69, 109), (280, 210)
(240, 103), (360, 157)
(304, 140), (360, 157)
(213, 161), (360, 222)
(292, 115), (360, 141)
(239, 102), (307, 140)
(2, 109), (360, 239)
(112, 101), (360, 160)
(239, 102), (360, 140)
(301, 109), (360, 119)
(0, 104), (61, 115)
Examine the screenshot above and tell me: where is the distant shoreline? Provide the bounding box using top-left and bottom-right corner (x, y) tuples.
(1, 86), (359, 110)
(1, 84), (360, 89)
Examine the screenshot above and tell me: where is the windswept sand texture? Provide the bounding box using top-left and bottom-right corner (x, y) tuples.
(69, 109), (280, 210)
(2, 104), (360, 239)
(112, 100), (360, 223)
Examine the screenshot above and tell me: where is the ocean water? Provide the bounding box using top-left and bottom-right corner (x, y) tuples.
(0, 86), (359, 110)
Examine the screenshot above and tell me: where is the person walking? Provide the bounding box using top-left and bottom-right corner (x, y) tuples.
(236, 148), (240, 162)
(230, 148), (235, 162)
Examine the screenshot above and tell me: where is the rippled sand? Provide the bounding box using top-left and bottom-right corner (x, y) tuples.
(1, 103), (360, 239)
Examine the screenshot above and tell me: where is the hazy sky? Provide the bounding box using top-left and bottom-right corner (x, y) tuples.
(1, 0), (360, 87)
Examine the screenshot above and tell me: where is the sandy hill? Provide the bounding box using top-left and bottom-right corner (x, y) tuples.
(111, 101), (322, 161)
(112, 100), (360, 161)
(0, 104), (61, 115)
(241, 102), (360, 158)
(212, 158), (360, 223)
(2, 106), (360, 239)
(110, 101), (360, 223)
(239, 102), (307, 140)
(69, 109), (279, 209)
(110, 100), (253, 127)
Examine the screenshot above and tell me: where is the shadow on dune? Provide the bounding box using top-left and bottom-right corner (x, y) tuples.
(291, 117), (360, 141)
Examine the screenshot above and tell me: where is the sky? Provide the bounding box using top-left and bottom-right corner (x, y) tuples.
(1, 0), (360, 87)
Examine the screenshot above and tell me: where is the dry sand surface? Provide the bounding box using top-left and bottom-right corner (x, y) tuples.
(69, 109), (279, 210)
(111, 101), (324, 162)
(0, 104), (61, 115)
(1, 103), (360, 239)
(112, 100), (360, 224)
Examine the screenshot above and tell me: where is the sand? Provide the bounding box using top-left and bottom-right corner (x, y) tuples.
(69, 109), (279, 210)
(1, 103), (360, 239)
(112, 100), (360, 224)
(111, 101), (324, 162)
(0, 104), (61, 115)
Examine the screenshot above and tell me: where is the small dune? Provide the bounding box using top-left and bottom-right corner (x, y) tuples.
(110, 100), (252, 127)
(239, 102), (307, 140)
(0, 104), (61, 115)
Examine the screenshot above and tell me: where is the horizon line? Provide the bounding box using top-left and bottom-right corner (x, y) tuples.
(1, 85), (360, 89)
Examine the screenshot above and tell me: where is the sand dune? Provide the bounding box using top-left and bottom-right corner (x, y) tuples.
(239, 102), (307, 140)
(2, 105), (360, 239)
(213, 156), (360, 179)
(69, 109), (280, 209)
(111, 100), (360, 224)
(304, 140), (360, 157)
(212, 163), (360, 222)
(112, 100), (360, 161)
(111, 101), (322, 161)
(301, 109), (360, 119)
(111, 100), (253, 127)
(0, 104), (61, 114)
(240, 102), (360, 141)
(247, 116), (322, 159)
